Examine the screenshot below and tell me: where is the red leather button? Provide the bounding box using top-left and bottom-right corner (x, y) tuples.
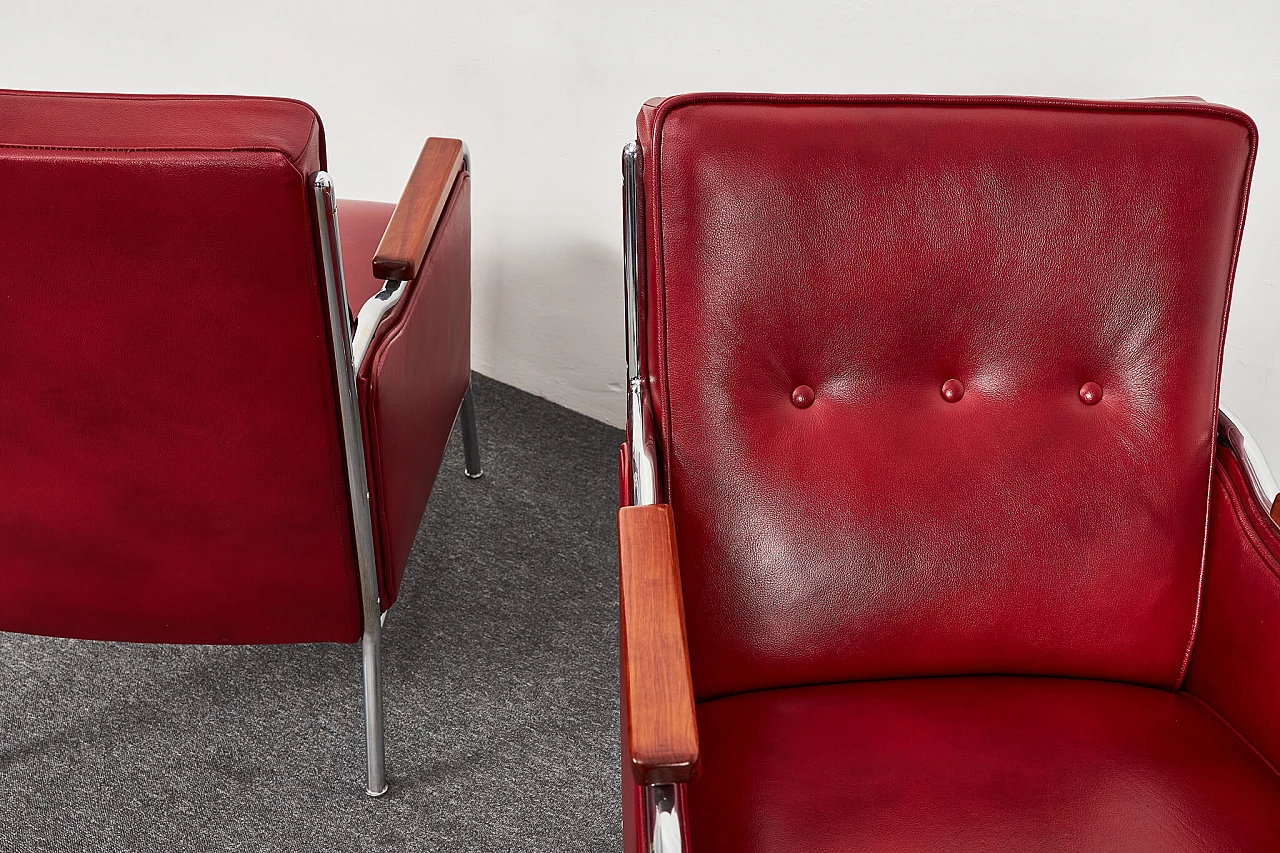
(941, 379), (965, 403)
(791, 385), (815, 409)
(1079, 382), (1103, 405)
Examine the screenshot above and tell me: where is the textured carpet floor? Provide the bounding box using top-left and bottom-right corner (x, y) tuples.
(0, 374), (624, 852)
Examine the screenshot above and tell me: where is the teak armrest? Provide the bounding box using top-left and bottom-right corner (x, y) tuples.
(619, 503), (700, 785)
(372, 137), (465, 282)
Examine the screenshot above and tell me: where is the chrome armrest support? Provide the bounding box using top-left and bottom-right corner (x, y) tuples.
(351, 280), (407, 371)
(647, 784), (684, 853)
(623, 140), (662, 507)
(624, 140), (682, 850)
(628, 378), (661, 506)
(1220, 406), (1280, 517)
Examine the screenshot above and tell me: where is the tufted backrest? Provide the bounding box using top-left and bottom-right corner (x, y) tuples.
(0, 90), (363, 644)
(636, 94), (1257, 701)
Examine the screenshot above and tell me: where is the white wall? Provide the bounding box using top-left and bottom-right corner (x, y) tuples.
(3, 0), (1278, 460)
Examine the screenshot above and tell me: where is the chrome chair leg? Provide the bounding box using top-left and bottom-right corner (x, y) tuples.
(460, 381), (483, 479)
(362, 625), (388, 797)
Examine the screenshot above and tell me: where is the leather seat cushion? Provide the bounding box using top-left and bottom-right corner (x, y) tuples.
(689, 676), (1280, 851)
(338, 199), (396, 315)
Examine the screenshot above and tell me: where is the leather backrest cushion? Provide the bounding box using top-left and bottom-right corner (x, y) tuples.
(638, 94), (1256, 699)
(0, 90), (361, 643)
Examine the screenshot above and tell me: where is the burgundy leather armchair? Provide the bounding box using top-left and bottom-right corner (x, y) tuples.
(617, 93), (1280, 850)
(0, 89), (481, 796)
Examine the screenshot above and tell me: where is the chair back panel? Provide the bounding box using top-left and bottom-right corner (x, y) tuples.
(0, 90), (361, 643)
(637, 94), (1256, 699)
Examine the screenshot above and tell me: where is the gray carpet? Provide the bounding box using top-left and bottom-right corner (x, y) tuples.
(0, 374), (624, 851)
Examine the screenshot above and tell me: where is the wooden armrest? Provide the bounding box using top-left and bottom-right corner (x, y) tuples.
(372, 137), (465, 281)
(619, 503), (700, 785)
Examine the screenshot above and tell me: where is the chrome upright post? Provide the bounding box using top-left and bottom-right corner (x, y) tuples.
(312, 172), (389, 797)
(647, 783), (684, 853)
(623, 141), (661, 507)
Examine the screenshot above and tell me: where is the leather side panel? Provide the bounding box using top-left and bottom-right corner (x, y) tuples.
(1184, 443), (1280, 768)
(360, 174), (471, 606)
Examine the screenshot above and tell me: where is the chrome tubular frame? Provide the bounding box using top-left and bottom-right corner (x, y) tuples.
(1220, 406), (1280, 520)
(352, 280), (406, 370)
(311, 172), (389, 797)
(647, 784), (684, 853)
(624, 140), (681, 851)
(623, 141), (661, 508)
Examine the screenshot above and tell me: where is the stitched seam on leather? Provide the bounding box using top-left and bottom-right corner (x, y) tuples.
(1177, 113), (1259, 689)
(294, 120), (321, 170)
(648, 92), (1256, 133)
(1182, 691), (1280, 780)
(696, 672), (1191, 709)
(271, 149), (307, 181)
(694, 668), (1186, 706)
(0, 90), (309, 105)
(0, 146), (312, 183)
(0, 143), (303, 155)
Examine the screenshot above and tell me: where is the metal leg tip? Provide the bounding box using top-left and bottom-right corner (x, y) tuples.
(465, 468), (484, 480)
(366, 783), (389, 798)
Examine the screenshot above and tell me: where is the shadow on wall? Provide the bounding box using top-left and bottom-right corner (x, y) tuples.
(477, 237), (626, 425)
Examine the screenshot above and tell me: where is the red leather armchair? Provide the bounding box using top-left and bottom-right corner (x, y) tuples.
(0, 89), (481, 796)
(617, 93), (1280, 850)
